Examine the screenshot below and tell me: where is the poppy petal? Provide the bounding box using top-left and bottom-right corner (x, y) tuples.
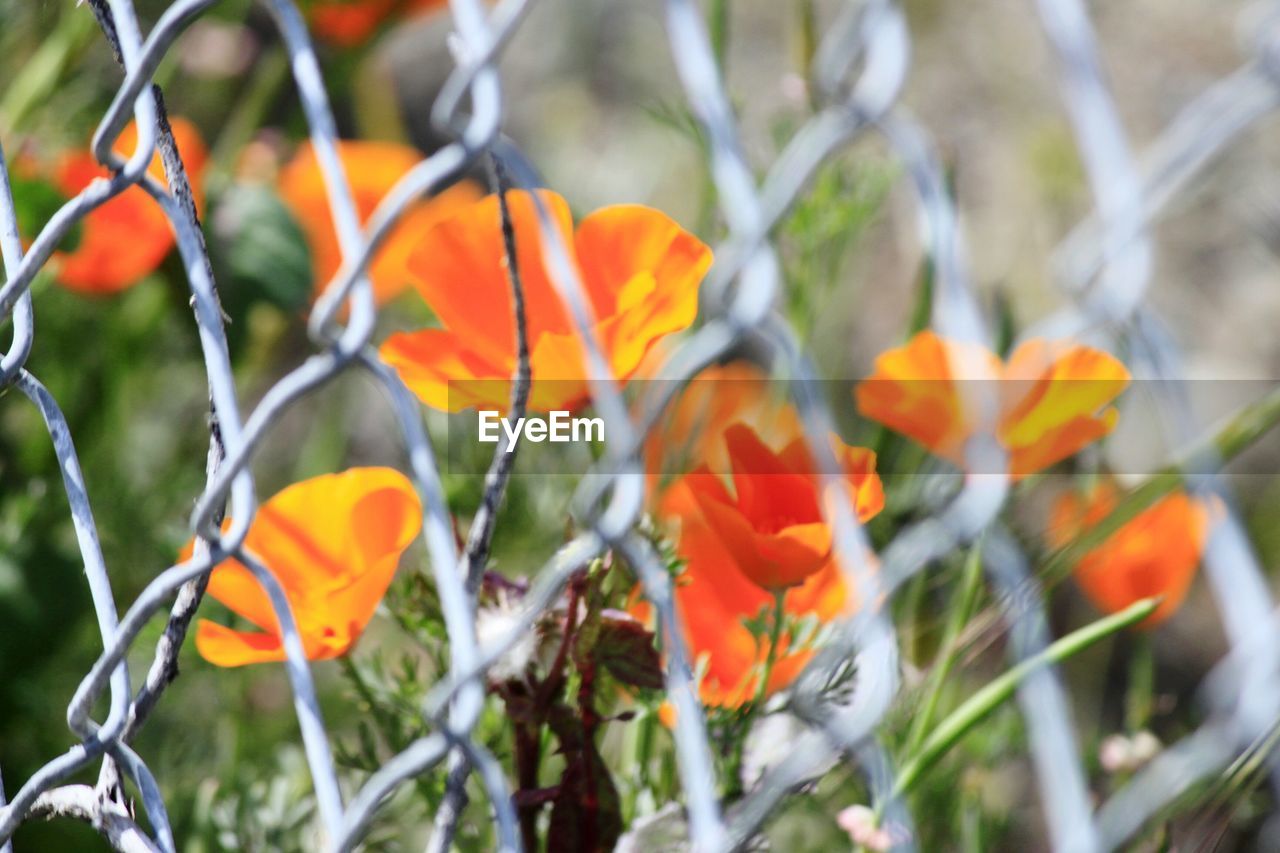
(326, 482), (425, 633)
(1006, 409), (1118, 479)
(859, 332), (1129, 479)
(661, 484), (772, 703)
(855, 331), (997, 463)
(54, 188), (174, 294)
(1000, 341), (1129, 449)
(574, 205), (710, 378)
(195, 467), (422, 667)
(723, 425), (823, 533)
(370, 185), (485, 301)
(1069, 491), (1208, 628)
(379, 327), (513, 412)
(279, 140), (481, 304)
(836, 443), (886, 522)
(652, 478), (856, 709)
(195, 619), (287, 667)
(403, 189), (575, 362)
(693, 489), (829, 589)
(308, 0), (448, 46)
(386, 195), (708, 414)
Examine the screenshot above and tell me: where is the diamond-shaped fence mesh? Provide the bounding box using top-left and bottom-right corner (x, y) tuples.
(2, 0), (1280, 850)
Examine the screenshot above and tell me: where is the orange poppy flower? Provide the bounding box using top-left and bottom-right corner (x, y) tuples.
(278, 140), (481, 306)
(1050, 481), (1209, 628)
(307, 0), (447, 47)
(189, 467), (422, 667)
(684, 422), (883, 591)
(53, 117), (208, 295)
(649, 476), (858, 710)
(379, 189), (712, 412)
(644, 361), (802, 496)
(855, 330), (1130, 479)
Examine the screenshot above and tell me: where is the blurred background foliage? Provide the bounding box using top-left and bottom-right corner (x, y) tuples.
(2, 0), (1280, 849)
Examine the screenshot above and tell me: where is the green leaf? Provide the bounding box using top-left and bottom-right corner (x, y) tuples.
(212, 183), (313, 314)
(893, 596), (1159, 798)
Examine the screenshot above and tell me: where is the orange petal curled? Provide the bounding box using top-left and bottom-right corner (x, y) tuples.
(647, 478), (857, 710)
(192, 467), (422, 667)
(686, 423), (882, 591)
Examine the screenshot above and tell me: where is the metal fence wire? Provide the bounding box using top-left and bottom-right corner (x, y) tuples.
(2, 0), (1280, 850)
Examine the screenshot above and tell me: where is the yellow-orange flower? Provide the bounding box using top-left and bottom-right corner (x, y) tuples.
(855, 330), (1130, 479)
(278, 140), (481, 306)
(190, 467), (422, 667)
(651, 476), (858, 710)
(684, 423), (883, 591)
(53, 118), (208, 295)
(379, 189), (712, 412)
(1050, 481), (1209, 628)
(307, 0), (448, 46)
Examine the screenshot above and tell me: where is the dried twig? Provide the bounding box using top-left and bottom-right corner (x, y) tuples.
(431, 152), (534, 853)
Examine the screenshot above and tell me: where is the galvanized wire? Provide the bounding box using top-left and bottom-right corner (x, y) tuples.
(0, 0), (1277, 850)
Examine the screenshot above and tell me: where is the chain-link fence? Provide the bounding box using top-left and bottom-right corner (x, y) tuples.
(3, 0), (1280, 850)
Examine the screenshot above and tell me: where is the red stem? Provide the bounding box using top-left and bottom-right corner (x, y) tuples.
(513, 721), (541, 852)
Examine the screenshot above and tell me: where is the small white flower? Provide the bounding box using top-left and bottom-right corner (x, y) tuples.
(1098, 734), (1133, 774)
(1129, 730), (1162, 765)
(1099, 730), (1162, 774)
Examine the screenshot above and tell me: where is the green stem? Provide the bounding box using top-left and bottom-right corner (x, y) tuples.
(754, 590), (787, 710)
(892, 597), (1158, 799)
(725, 591), (786, 797)
(0, 8), (97, 135)
(900, 569), (927, 667)
(960, 788), (983, 852)
(1042, 384), (1280, 587)
(798, 0), (817, 96)
(1125, 633), (1155, 732)
(906, 256), (936, 337)
(904, 541), (985, 755)
(709, 0), (730, 75)
(634, 704), (656, 789)
(696, 0), (731, 238)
